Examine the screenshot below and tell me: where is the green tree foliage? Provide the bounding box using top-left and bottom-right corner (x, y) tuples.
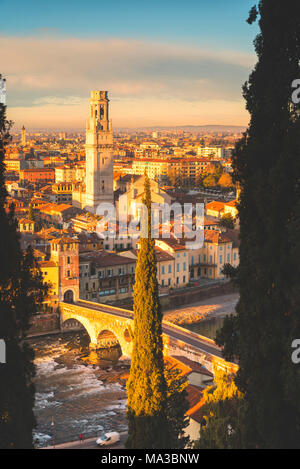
(219, 213), (235, 229)
(126, 174), (172, 449)
(0, 102), (48, 448)
(218, 173), (233, 188)
(164, 364), (190, 449)
(216, 1), (300, 448)
(194, 368), (245, 449)
(27, 203), (34, 221)
(202, 174), (217, 188)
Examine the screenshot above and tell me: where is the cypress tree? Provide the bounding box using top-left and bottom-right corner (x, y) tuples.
(217, 1), (300, 448)
(28, 203), (34, 221)
(164, 365), (190, 449)
(0, 101), (48, 448)
(126, 174), (171, 449)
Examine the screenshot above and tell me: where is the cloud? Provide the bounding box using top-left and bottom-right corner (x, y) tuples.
(0, 35), (254, 127)
(33, 95), (86, 106)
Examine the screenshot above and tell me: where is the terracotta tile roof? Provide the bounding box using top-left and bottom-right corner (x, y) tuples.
(224, 199), (237, 208)
(206, 201), (225, 212)
(172, 356), (213, 378)
(39, 260), (57, 268)
(164, 356), (192, 377)
(224, 228), (240, 248)
(157, 237), (186, 251)
(204, 230), (232, 245)
(18, 218), (34, 224)
(50, 236), (79, 245)
(79, 250), (136, 267)
(154, 247), (174, 262)
(186, 385), (205, 417)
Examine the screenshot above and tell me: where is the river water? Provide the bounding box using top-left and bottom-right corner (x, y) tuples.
(31, 316), (225, 448)
(30, 332), (129, 448)
(184, 316), (226, 340)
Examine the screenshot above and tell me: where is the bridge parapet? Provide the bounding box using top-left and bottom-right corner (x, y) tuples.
(59, 302), (133, 357)
(59, 300), (237, 374)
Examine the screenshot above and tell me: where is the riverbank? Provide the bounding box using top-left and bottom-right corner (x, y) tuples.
(163, 293), (239, 326)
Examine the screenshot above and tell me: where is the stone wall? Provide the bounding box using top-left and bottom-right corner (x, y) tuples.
(110, 281), (238, 312)
(28, 312), (60, 335)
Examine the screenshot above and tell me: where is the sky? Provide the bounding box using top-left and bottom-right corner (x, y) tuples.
(0, 0), (259, 130)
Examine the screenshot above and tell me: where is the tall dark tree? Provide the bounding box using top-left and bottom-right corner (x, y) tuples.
(165, 364), (190, 449)
(126, 174), (171, 449)
(0, 101), (48, 448)
(217, 1), (300, 448)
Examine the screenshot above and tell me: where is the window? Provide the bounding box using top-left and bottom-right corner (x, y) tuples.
(191, 256), (194, 265)
(210, 255), (213, 264)
(177, 263), (180, 272)
(220, 256), (223, 264)
(162, 266), (165, 275)
(168, 265), (172, 273)
(67, 256), (70, 264)
(183, 276), (186, 283)
(183, 262), (186, 271)
(227, 254), (230, 262)
(233, 253), (237, 261)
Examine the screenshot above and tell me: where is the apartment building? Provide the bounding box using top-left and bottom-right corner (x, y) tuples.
(79, 251), (136, 303)
(189, 230), (240, 280)
(20, 168), (55, 184)
(155, 238), (189, 287)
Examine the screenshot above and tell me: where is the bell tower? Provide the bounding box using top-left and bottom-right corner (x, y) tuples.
(85, 90), (114, 213)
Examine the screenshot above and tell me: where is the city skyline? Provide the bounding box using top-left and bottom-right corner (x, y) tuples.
(1, 0), (258, 130)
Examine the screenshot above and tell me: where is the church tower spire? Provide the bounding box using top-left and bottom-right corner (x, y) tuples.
(21, 125), (26, 146)
(85, 91), (114, 213)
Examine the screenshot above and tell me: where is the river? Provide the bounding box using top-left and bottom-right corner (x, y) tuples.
(31, 315), (226, 448)
(30, 331), (129, 448)
(184, 316), (226, 340)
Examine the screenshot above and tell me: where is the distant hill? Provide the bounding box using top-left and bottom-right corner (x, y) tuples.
(116, 125), (246, 133)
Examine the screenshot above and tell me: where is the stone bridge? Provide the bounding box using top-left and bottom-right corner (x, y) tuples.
(59, 299), (237, 374)
(60, 300), (134, 357)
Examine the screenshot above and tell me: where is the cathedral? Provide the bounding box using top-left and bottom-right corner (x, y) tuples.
(73, 91), (114, 213)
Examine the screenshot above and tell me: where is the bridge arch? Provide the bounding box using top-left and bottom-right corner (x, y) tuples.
(61, 317), (89, 334)
(59, 302), (133, 358)
(97, 329), (121, 350)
